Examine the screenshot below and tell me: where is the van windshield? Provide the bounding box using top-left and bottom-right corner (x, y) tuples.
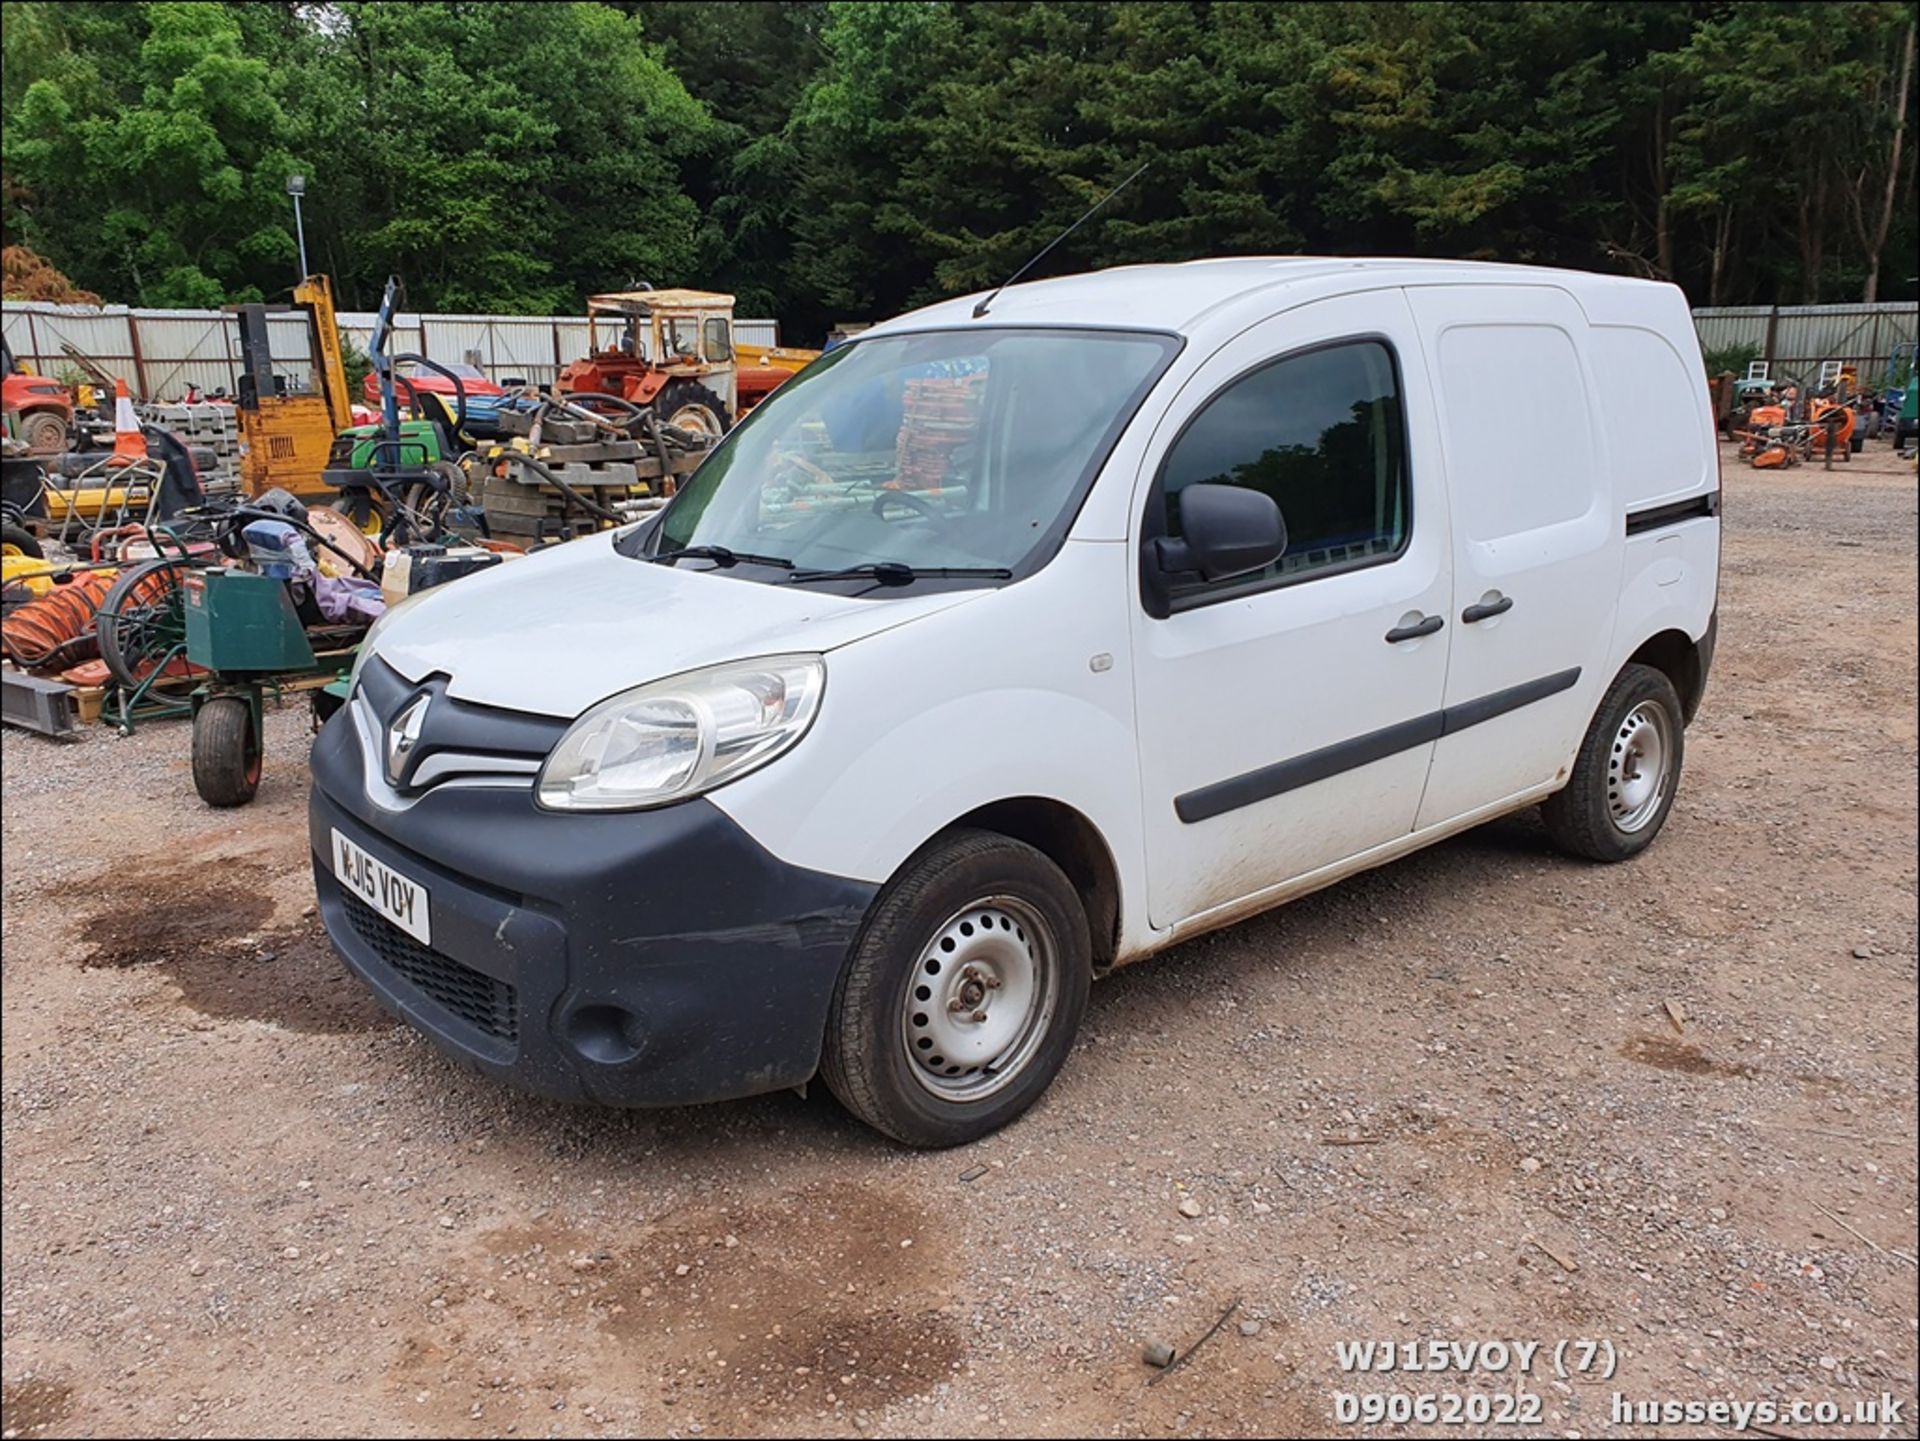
(646, 327), (1177, 587)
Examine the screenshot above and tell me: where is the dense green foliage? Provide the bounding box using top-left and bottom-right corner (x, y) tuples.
(3, 1), (1914, 337)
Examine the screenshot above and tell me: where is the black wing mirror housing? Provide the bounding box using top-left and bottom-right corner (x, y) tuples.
(1151, 482), (1287, 586)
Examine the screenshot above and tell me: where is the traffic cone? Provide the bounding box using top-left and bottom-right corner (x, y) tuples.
(109, 377), (146, 465)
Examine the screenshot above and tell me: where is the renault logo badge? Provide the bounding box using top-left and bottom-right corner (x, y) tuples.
(386, 694), (429, 784)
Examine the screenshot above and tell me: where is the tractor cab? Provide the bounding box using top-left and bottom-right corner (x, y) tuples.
(557, 289), (739, 437)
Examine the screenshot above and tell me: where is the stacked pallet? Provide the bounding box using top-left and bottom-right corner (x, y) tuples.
(893, 374), (985, 492)
(139, 402), (241, 495)
(476, 409), (706, 542)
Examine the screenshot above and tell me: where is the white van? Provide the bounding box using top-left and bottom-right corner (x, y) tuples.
(313, 259), (1719, 1146)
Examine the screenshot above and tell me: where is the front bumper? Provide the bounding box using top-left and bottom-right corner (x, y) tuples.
(308, 700), (876, 1107)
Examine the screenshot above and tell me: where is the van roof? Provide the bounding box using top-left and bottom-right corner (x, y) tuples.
(864, 257), (1672, 338)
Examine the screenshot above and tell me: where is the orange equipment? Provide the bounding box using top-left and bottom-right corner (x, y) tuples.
(0, 569), (117, 669)
(108, 377), (146, 464)
(557, 291), (818, 438)
(1807, 395), (1856, 461)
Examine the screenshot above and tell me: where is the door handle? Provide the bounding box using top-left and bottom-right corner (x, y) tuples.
(1385, 614), (1445, 643)
(1462, 594), (1514, 624)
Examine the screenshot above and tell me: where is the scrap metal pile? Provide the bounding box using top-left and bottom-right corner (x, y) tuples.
(468, 390), (717, 543)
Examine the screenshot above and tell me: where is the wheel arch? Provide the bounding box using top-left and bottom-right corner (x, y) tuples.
(938, 797), (1123, 974)
(1626, 626), (1709, 724)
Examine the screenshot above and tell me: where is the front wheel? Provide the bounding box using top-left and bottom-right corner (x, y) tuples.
(821, 829), (1091, 1147)
(1541, 663), (1684, 862)
(192, 696), (262, 807)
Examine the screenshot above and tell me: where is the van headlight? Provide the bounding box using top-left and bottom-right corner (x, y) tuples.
(536, 654), (824, 812)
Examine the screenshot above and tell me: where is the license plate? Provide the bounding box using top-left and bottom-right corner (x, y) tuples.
(332, 829), (430, 945)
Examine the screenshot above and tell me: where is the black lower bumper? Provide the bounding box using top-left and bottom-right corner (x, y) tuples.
(308, 706), (876, 1107)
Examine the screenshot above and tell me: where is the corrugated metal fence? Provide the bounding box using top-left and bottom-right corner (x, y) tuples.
(1, 301), (782, 400)
(7, 296), (1913, 401)
(1692, 302), (1917, 382)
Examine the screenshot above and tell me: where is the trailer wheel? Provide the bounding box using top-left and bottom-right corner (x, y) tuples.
(193, 696), (261, 807)
(652, 380), (731, 438)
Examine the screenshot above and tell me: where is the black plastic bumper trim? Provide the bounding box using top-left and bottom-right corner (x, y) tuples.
(1175, 667), (1583, 824)
(308, 704), (877, 1108)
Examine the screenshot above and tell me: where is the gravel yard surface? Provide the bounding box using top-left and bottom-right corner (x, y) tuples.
(3, 443), (1915, 1438)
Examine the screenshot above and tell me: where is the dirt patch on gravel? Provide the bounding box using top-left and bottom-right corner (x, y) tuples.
(0, 1377), (73, 1437)
(1620, 1033), (1758, 1077)
(75, 857), (391, 1034)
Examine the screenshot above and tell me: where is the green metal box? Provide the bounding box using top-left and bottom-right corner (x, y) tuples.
(183, 568), (316, 672)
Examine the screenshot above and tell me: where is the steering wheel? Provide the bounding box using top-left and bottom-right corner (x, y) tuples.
(872, 487), (944, 523)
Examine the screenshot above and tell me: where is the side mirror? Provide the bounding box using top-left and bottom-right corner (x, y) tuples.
(1151, 482), (1287, 584)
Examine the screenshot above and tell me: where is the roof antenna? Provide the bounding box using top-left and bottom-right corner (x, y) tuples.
(972, 160), (1150, 319)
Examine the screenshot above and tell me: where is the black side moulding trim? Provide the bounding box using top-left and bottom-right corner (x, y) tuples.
(1627, 492), (1719, 536)
(1174, 667), (1582, 824)
(1441, 667), (1581, 735)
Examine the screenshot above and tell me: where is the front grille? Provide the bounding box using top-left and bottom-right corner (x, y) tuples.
(340, 891), (518, 1042)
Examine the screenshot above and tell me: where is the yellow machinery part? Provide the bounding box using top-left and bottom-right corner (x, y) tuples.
(3, 554), (62, 598)
(734, 342), (822, 374)
(43, 486), (147, 521)
(239, 393), (341, 500)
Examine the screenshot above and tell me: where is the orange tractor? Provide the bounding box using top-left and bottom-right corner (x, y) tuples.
(556, 289), (819, 438)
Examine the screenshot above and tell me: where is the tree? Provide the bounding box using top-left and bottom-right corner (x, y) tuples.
(284, 1), (712, 312)
(3, 0), (1915, 321)
(4, 1), (301, 305)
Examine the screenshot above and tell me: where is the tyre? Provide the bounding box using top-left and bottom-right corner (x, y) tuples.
(1, 522), (43, 559)
(1541, 663), (1684, 863)
(651, 379), (731, 439)
(192, 696), (261, 807)
(20, 411), (68, 456)
(331, 491), (387, 538)
(821, 828), (1091, 1147)
(96, 559), (192, 689)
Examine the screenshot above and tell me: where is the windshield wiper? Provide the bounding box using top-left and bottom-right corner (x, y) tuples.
(648, 544), (794, 570)
(786, 562), (1014, 587)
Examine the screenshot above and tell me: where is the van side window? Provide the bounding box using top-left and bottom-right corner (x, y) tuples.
(1159, 339), (1408, 599)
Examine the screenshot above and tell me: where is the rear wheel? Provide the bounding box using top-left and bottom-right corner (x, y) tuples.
(1541, 663), (1684, 862)
(652, 380), (730, 439)
(331, 490), (388, 538)
(192, 696), (261, 807)
(396, 459), (468, 542)
(821, 829), (1091, 1147)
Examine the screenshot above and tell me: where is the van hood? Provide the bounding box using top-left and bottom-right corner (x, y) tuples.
(371, 533), (984, 718)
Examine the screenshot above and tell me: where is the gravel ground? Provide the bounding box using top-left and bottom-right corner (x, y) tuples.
(3, 442), (1916, 1439)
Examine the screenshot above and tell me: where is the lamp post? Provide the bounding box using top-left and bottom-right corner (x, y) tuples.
(287, 174), (309, 280)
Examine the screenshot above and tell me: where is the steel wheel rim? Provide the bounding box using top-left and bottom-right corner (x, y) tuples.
(1608, 700), (1673, 833)
(901, 895), (1057, 1101)
(666, 402), (722, 437)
